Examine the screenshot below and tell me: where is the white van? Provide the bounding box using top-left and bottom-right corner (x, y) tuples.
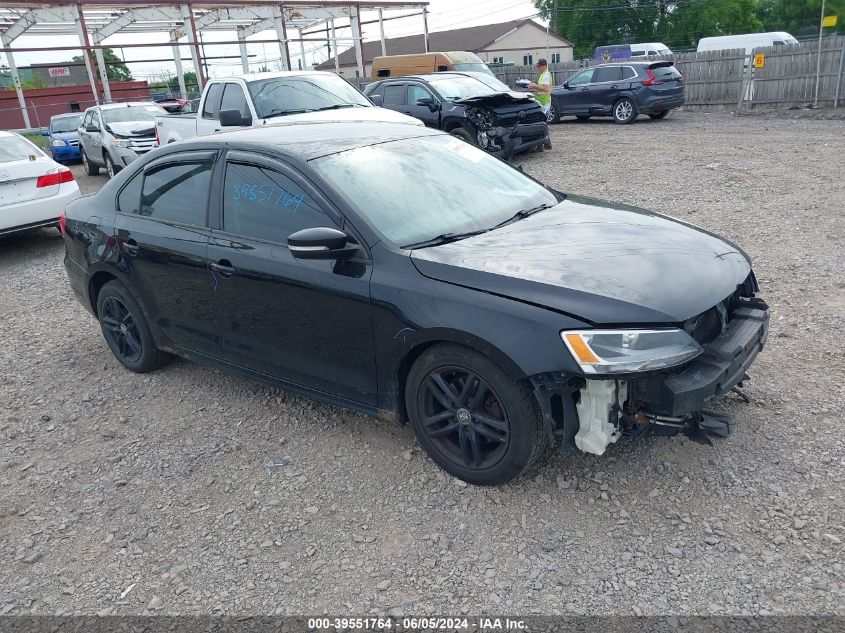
(697, 32), (798, 55)
(629, 42), (673, 57)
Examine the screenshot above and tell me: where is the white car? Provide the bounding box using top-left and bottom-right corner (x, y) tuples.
(0, 131), (80, 236)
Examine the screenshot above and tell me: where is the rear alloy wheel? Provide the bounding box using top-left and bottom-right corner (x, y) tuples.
(104, 153), (117, 179)
(613, 98), (637, 124)
(97, 280), (166, 373)
(649, 110), (669, 120)
(406, 344), (546, 485)
(81, 148), (99, 176)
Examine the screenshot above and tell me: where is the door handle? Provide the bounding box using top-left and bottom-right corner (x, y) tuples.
(123, 238), (139, 255)
(579, 87), (589, 92)
(210, 259), (236, 277)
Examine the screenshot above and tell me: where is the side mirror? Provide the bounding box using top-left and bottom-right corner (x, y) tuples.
(41, 128), (49, 136)
(85, 125), (99, 132)
(288, 227), (358, 260)
(369, 94), (383, 106)
(562, 82), (571, 90)
(219, 109), (252, 127)
(416, 97), (439, 111)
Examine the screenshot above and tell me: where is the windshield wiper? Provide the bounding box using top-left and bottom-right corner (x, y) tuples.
(310, 103), (360, 111)
(491, 202), (556, 230)
(402, 229), (490, 250)
(263, 109), (311, 119)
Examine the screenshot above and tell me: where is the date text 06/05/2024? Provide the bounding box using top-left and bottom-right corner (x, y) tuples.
(307, 617), (527, 630)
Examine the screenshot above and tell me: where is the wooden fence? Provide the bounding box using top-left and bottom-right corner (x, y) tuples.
(489, 36), (845, 109)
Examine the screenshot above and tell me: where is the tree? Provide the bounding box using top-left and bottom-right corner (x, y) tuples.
(757, 0), (845, 37)
(167, 70), (198, 95)
(534, 0), (764, 57)
(72, 47), (132, 81)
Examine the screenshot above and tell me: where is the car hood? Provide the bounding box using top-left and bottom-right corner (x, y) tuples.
(106, 121), (156, 137)
(410, 195), (752, 325)
(455, 91), (535, 106)
(51, 131), (79, 141)
(261, 106), (424, 126)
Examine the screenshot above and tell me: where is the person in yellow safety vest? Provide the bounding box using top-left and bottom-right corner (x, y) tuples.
(527, 58), (553, 150)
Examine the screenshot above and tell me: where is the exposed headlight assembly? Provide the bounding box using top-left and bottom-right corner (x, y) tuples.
(562, 329), (703, 375)
(51, 139), (67, 147)
(111, 138), (131, 148)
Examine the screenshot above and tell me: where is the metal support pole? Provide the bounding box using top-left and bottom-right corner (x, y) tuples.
(298, 28), (306, 70)
(74, 6), (100, 106)
(422, 7), (430, 53)
(93, 36), (111, 102)
(0, 35), (31, 129)
(814, 0), (826, 106)
(238, 32), (249, 74)
(835, 36), (845, 108)
(182, 4), (205, 88)
(273, 7), (290, 71)
(330, 18), (340, 74)
(171, 32), (187, 97)
(378, 9), (386, 56)
(350, 7), (365, 78)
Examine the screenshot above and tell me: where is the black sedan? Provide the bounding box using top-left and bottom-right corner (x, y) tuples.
(549, 61), (685, 124)
(61, 122), (768, 485)
(364, 72), (549, 158)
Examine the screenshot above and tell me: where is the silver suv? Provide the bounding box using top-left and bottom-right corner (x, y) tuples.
(78, 102), (165, 178)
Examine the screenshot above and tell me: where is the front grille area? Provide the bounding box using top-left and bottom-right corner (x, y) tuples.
(67, 139), (79, 147)
(129, 137), (157, 153)
(683, 270), (759, 345)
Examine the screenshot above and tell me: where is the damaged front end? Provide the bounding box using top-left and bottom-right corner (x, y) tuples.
(460, 93), (549, 159)
(531, 279), (770, 456)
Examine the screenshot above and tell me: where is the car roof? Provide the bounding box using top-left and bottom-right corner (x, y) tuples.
(174, 120), (441, 161)
(87, 101), (161, 111)
(222, 70), (342, 83)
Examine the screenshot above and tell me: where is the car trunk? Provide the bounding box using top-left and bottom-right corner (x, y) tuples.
(0, 158), (67, 206)
(648, 63), (685, 99)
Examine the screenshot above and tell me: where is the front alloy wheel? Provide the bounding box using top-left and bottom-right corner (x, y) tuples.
(406, 344), (546, 485)
(105, 153), (116, 179)
(546, 102), (559, 124)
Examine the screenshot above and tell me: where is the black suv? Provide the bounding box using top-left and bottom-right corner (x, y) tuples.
(364, 72), (549, 159)
(549, 61), (684, 124)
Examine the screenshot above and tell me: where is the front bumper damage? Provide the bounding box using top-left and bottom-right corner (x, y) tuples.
(465, 105), (549, 160)
(530, 297), (770, 455)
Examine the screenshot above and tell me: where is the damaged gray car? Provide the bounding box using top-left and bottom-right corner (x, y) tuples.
(365, 72), (550, 159)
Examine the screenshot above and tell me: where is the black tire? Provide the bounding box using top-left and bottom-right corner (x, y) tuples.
(104, 152), (118, 179)
(546, 101), (560, 124)
(96, 280), (166, 373)
(449, 127), (476, 145)
(81, 148), (99, 176)
(406, 344), (547, 486)
(575, 115), (591, 121)
(649, 110), (669, 120)
(612, 97), (638, 124)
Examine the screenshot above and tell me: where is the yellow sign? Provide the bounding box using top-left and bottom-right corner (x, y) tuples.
(754, 53), (765, 68)
(822, 15), (838, 27)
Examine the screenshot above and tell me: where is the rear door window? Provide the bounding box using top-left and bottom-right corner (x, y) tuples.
(222, 161), (336, 243)
(593, 66), (623, 82)
(383, 84), (406, 106)
(138, 160), (213, 225)
(202, 83), (224, 119)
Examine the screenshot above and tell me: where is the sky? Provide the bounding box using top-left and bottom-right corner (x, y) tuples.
(4, 0), (541, 84)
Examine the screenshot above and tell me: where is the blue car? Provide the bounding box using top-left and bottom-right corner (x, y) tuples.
(41, 113), (84, 162)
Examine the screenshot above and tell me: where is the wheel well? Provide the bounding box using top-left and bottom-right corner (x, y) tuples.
(443, 121), (464, 133)
(88, 271), (117, 316)
(395, 338), (527, 424)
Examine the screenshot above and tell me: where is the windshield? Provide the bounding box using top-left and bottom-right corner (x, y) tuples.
(453, 63), (495, 77)
(247, 74), (371, 119)
(0, 134), (45, 163)
(51, 114), (83, 133)
(464, 73), (512, 92)
(312, 134), (558, 247)
(102, 105), (164, 124)
(428, 76), (497, 100)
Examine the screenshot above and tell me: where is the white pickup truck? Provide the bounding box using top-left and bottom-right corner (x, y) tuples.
(156, 70), (421, 144)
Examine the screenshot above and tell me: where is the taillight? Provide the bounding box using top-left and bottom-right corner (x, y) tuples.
(59, 212), (67, 235)
(36, 169), (75, 188)
(642, 69), (664, 86)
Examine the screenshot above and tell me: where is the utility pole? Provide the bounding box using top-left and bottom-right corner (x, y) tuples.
(551, 0), (557, 35)
(814, 0), (827, 106)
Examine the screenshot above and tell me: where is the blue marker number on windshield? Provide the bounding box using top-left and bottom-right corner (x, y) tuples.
(232, 182), (304, 214)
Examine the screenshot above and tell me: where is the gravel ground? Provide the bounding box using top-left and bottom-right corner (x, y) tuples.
(1, 110), (843, 617)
